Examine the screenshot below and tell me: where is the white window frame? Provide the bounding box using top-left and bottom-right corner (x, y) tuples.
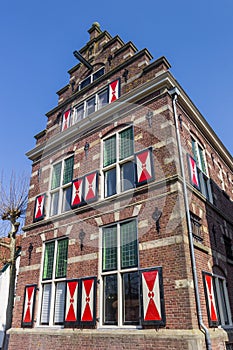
(101, 126), (135, 199)
(78, 67), (105, 91)
(99, 219), (140, 328)
(72, 88), (108, 125)
(191, 136), (213, 202)
(213, 274), (232, 327)
(49, 156), (74, 217)
(39, 238), (68, 327)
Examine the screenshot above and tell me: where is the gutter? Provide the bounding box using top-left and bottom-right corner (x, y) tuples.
(169, 87), (212, 350)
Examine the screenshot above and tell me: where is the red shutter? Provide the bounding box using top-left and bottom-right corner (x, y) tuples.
(61, 109), (71, 131)
(108, 78), (120, 103)
(135, 147), (154, 186)
(141, 267), (165, 326)
(21, 284), (37, 327)
(188, 155), (200, 189)
(65, 280), (79, 326)
(84, 171), (98, 203)
(203, 272), (219, 327)
(80, 277), (97, 325)
(71, 178), (84, 208)
(33, 194), (45, 222)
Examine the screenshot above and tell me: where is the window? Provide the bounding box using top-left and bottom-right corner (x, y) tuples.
(223, 236), (233, 260)
(72, 88), (108, 125)
(50, 156), (74, 216)
(190, 212), (203, 243)
(103, 126), (135, 197)
(190, 137), (212, 202)
(79, 67), (104, 91)
(101, 220), (140, 326)
(40, 238), (68, 325)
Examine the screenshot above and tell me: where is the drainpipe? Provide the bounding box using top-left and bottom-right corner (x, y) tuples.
(168, 87), (212, 350)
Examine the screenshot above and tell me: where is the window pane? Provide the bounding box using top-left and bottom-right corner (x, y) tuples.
(63, 156), (74, 185)
(102, 226), (117, 271)
(121, 162), (135, 191)
(43, 242), (55, 280)
(219, 279), (229, 325)
(55, 239), (68, 278)
(103, 135), (116, 167)
(98, 90), (108, 110)
(93, 67), (104, 81)
(123, 272), (140, 324)
(62, 186), (72, 212)
(54, 282), (66, 324)
(121, 220), (138, 269)
(105, 168), (116, 197)
(86, 97), (95, 116)
(74, 104), (85, 123)
(80, 76), (91, 90)
(119, 127), (134, 160)
(198, 146), (207, 174)
(40, 283), (52, 324)
(103, 274), (118, 325)
(51, 162), (62, 189)
(50, 191), (59, 216)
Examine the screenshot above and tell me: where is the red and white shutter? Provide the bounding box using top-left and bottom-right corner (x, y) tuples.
(84, 171), (98, 203)
(108, 78), (120, 103)
(61, 109), (71, 131)
(188, 155), (200, 189)
(71, 178), (84, 208)
(141, 267), (165, 326)
(21, 284), (37, 327)
(80, 277), (97, 325)
(203, 272), (219, 327)
(65, 280), (79, 326)
(33, 194), (45, 222)
(135, 147), (154, 186)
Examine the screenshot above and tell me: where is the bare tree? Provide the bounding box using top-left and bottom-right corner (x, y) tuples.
(0, 172), (29, 335)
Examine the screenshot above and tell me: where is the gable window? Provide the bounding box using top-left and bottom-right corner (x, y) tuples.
(79, 67), (105, 91)
(40, 238), (68, 325)
(72, 88), (108, 125)
(190, 137), (212, 202)
(101, 219), (140, 326)
(103, 126), (135, 197)
(50, 156), (74, 216)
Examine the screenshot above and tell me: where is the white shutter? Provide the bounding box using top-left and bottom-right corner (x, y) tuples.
(41, 284), (52, 324)
(54, 282), (66, 324)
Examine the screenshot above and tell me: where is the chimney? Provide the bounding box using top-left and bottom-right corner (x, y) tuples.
(88, 22), (102, 41)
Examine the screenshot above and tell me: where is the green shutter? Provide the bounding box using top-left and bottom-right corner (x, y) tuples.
(120, 220), (138, 269)
(119, 127), (134, 160)
(198, 146), (207, 174)
(43, 242), (55, 279)
(55, 239), (68, 278)
(51, 163), (62, 189)
(102, 226), (117, 271)
(63, 156), (74, 185)
(103, 135), (116, 167)
(191, 139), (198, 164)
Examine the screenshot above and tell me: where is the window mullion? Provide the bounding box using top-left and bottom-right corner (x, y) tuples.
(116, 133), (120, 194)
(117, 223), (122, 326)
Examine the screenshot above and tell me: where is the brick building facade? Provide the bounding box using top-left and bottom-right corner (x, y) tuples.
(8, 23), (233, 349)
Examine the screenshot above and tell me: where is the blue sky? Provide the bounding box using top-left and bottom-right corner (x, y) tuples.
(0, 0), (232, 178)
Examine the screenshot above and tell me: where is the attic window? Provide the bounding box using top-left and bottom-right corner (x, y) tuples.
(79, 67), (105, 91)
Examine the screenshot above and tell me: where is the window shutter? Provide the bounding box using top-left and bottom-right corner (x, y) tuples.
(61, 109), (71, 131)
(188, 155), (200, 189)
(21, 284), (37, 328)
(135, 147), (154, 186)
(54, 282), (66, 324)
(40, 283), (52, 324)
(65, 279), (79, 326)
(108, 78), (120, 103)
(203, 272), (219, 327)
(84, 171), (98, 203)
(71, 178), (84, 208)
(33, 194), (46, 222)
(80, 277), (97, 325)
(140, 267), (166, 326)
